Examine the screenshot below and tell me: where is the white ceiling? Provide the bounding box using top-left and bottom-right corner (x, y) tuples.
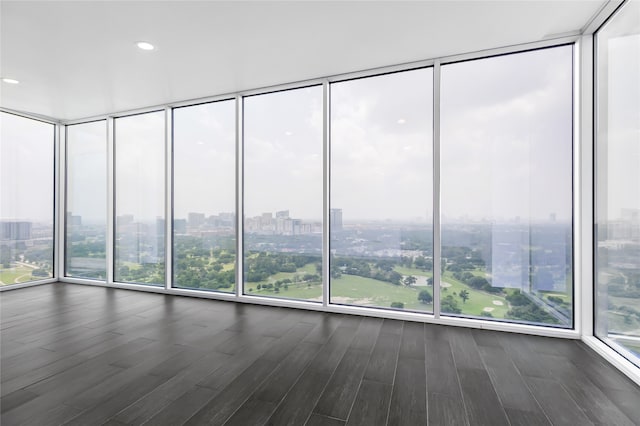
(1, 0), (607, 121)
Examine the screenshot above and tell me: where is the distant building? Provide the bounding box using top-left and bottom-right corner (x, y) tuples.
(276, 210), (289, 218)
(188, 212), (205, 227)
(66, 212), (82, 226)
(330, 208), (343, 231)
(117, 214), (134, 226)
(174, 219), (187, 234)
(0, 221), (32, 240)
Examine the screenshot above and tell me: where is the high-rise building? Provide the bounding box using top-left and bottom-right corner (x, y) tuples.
(188, 212), (205, 227)
(0, 221), (32, 241)
(330, 208), (343, 231)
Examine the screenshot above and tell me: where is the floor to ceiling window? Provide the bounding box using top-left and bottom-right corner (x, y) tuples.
(330, 68), (434, 312)
(173, 100), (236, 292)
(65, 121), (107, 280)
(595, 0), (640, 365)
(40, 43), (576, 331)
(114, 111), (165, 286)
(440, 45), (574, 327)
(0, 112), (55, 286)
(243, 86), (323, 301)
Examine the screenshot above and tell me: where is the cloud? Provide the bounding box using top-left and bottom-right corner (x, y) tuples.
(0, 112), (55, 223)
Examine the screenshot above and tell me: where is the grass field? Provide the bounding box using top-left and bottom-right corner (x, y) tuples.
(393, 266), (432, 277)
(331, 274), (433, 312)
(440, 271), (510, 318)
(0, 265), (36, 285)
(244, 262), (514, 315)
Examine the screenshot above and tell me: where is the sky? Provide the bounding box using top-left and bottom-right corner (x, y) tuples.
(2, 41), (637, 226)
(67, 120), (106, 224)
(331, 68), (433, 222)
(174, 100), (236, 219)
(440, 45), (574, 223)
(598, 33), (640, 221)
(113, 111), (166, 224)
(1, 112), (54, 223)
(244, 86), (323, 220)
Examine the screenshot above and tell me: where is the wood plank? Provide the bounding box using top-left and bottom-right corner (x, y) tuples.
(398, 321), (425, 360)
(457, 368), (509, 426)
(2, 284), (640, 426)
(428, 392), (468, 426)
(363, 332), (401, 385)
(425, 340), (460, 397)
(477, 345), (544, 413)
(223, 397), (277, 426)
(252, 341), (322, 404)
(62, 374), (168, 426)
(524, 376), (594, 426)
(504, 407), (552, 426)
(184, 358), (279, 425)
(387, 357), (427, 426)
(141, 386), (218, 426)
(306, 413), (346, 426)
(345, 379), (392, 426)
(266, 369), (331, 426)
(313, 348), (371, 420)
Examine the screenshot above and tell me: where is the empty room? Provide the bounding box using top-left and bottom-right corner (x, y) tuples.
(1, 1), (639, 425)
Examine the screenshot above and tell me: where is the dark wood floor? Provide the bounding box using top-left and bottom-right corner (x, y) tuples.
(1, 284), (639, 426)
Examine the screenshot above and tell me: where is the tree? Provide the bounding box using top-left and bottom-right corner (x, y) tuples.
(459, 289), (469, 304)
(403, 275), (417, 286)
(506, 303), (558, 324)
(391, 302), (404, 309)
(468, 276), (489, 289)
(441, 295), (461, 314)
(418, 289), (433, 304)
(389, 271), (403, 285)
(506, 290), (529, 306)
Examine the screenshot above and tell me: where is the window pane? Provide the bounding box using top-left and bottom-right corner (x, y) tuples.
(114, 111), (165, 285)
(173, 101), (236, 292)
(595, 1), (640, 365)
(243, 86), (323, 301)
(65, 121), (107, 280)
(330, 69), (434, 312)
(441, 46), (573, 326)
(0, 112), (55, 285)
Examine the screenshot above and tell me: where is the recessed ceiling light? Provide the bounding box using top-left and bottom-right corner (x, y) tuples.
(285, 131), (293, 136)
(2, 78), (19, 84)
(136, 41), (155, 51)
(397, 119), (406, 124)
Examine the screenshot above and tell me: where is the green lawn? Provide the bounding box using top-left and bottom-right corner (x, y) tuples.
(0, 265), (36, 285)
(393, 266), (432, 277)
(440, 271), (510, 318)
(244, 262), (513, 315)
(244, 263), (434, 310)
(248, 281), (322, 301)
(331, 274), (432, 312)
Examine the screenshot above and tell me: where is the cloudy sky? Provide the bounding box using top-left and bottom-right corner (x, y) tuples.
(114, 111), (165, 224)
(1, 113), (54, 223)
(2, 41), (637, 226)
(331, 68), (433, 222)
(598, 33), (639, 221)
(244, 86), (323, 221)
(441, 45), (573, 223)
(174, 100), (236, 220)
(67, 120), (106, 224)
